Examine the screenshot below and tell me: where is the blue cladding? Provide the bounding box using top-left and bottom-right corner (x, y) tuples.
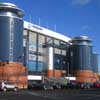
(70, 45), (92, 70)
(91, 54), (98, 72)
(0, 16), (23, 62)
(27, 60), (45, 72)
(28, 60), (37, 71)
(70, 36), (93, 71)
(54, 54), (67, 70)
(38, 61), (44, 72)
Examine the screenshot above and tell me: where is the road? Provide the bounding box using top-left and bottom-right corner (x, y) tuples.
(0, 88), (100, 100)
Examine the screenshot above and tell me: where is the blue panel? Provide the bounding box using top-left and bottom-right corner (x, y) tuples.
(70, 44), (92, 71)
(37, 61), (44, 72)
(91, 54), (98, 72)
(54, 54), (67, 70)
(0, 16), (23, 62)
(28, 60), (36, 71)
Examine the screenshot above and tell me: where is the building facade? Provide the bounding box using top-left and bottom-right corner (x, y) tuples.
(23, 22), (99, 83)
(23, 21), (71, 79)
(0, 3), (99, 87)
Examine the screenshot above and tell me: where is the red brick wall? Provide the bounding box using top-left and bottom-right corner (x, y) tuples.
(0, 62), (28, 89)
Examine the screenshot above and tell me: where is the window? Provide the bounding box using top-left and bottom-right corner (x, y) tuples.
(23, 39), (27, 47)
(37, 35), (46, 72)
(60, 41), (66, 46)
(62, 50), (66, 56)
(46, 37), (53, 45)
(29, 31), (37, 52)
(54, 39), (60, 46)
(28, 60), (36, 71)
(23, 30), (28, 36)
(54, 48), (61, 54)
(60, 41), (67, 48)
(23, 30), (28, 47)
(29, 54), (36, 60)
(38, 56), (44, 71)
(27, 31), (37, 71)
(70, 51), (73, 57)
(54, 54), (61, 69)
(38, 35), (45, 53)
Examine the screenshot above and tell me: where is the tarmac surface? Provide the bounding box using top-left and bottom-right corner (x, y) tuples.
(0, 88), (100, 100)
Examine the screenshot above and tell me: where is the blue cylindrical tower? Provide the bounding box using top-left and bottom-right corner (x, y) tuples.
(69, 36), (94, 83)
(0, 3), (27, 89)
(0, 2), (24, 62)
(70, 36), (92, 71)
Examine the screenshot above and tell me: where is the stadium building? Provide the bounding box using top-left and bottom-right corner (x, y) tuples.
(23, 21), (71, 80)
(0, 2), (99, 88)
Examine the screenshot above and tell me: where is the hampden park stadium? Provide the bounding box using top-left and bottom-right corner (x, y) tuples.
(0, 2), (99, 89)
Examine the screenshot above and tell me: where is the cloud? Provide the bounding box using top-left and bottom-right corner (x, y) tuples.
(72, 0), (92, 6)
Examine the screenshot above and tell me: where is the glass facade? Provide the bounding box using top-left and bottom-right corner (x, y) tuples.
(38, 35), (46, 71)
(53, 39), (67, 70)
(23, 29), (69, 74)
(23, 29), (28, 66)
(28, 31), (37, 71)
(54, 39), (60, 46)
(46, 37), (53, 46)
(54, 49), (67, 70)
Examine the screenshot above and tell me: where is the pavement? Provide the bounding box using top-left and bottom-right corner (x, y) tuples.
(0, 88), (100, 100)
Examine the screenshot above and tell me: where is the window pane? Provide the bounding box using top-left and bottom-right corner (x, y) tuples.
(38, 35), (46, 72)
(54, 54), (67, 70)
(23, 30), (28, 47)
(29, 31), (36, 52)
(46, 37), (53, 44)
(23, 38), (27, 47)
(60, 41), (67, 48)
(38, 56), (43, 71)
(54, 48), (61, 54)
(54, 39), (59, 46)
(62, 50), (66, 56)
(28, 60), (36, 71)
(38, 35), (45, 53)
(23, 30), (27, 36)
(28, 31), (37, 71)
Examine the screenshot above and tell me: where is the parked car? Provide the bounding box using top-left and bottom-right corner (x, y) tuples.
(0, 81), (18, 92)
(93, 82), (100, 88)
(80, 83), (91, 89)
(67, 82), (79, 89)
(60, 83), (67, 89)
(28, 82), (53, 90)
(50, 82), (61, 89)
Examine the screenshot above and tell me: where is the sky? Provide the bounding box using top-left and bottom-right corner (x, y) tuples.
(0, 0), (100, 71)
